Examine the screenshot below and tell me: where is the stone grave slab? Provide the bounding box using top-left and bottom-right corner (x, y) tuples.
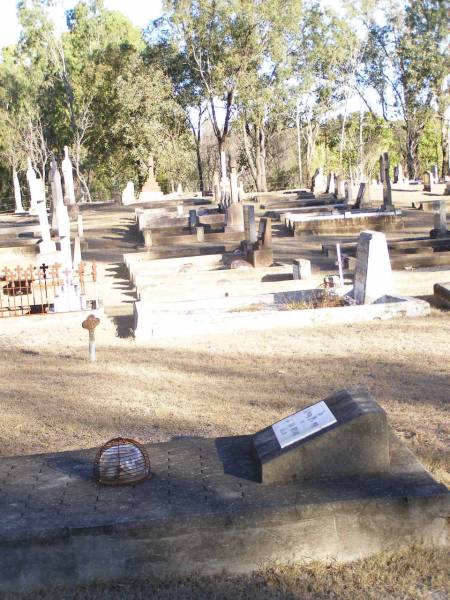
(0, 389), (447, 593)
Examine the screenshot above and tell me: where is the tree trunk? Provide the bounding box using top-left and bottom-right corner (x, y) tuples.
(257, 126), (268, 192)
(441, 116), (449, 178)
(405, 124), (421, 180)
(296, 100), (303, 187)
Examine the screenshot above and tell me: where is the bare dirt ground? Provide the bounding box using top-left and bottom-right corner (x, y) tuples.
(0, 188), (449, 599)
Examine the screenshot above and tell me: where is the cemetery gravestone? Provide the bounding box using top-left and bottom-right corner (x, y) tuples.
(311, 167), (325, 194)
(431, 200), (448, 237)
(423, 171), (433, 193)
(26, 158), (39, 216)
(230, 158), (239, 204)
(293, 258), (311, 280)
(252, 389), (389, 484)
(353, 182), (367, 209)
(13, 167), (25, 214)
(335, 175), (345, 199)
(122, 182), (135, 205)
(326, 172), (335, 194)
(353, 230), (394, 304)
(62, 146), (76, 205)
(344, 180), (353, 205)
(380, 153), (394, 210)
(431, 165), (439, 184)
(139, 156), (163, 202)
(243, 204), (257, 243)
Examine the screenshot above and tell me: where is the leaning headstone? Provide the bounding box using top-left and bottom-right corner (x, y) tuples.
(13, 167), (25, 214)
(252, 389), (389, 484)
(353, 230), (394, 304)
(293, 258), (311, 280)
(243, 204), (257, 243)
(380, 153), (394, 210)
(139, 156), (163, 202)
(26, 158), (39, 216)
(423, 171), (433, 193)
(122, 181), (135, 205)
(353, 182), (367, 209)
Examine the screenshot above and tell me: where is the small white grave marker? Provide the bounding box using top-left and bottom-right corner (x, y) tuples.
(272, 401), (337, 449)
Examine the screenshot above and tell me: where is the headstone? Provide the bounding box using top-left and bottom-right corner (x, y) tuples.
(196, 226), (205, 242)
(26, 158), (39, 216)
(311, 167), (325, 194)
(50, 159), (71, 269)
(176, 182), (183, 195)
(393, 164), (405, 184)
(189, 209), (198, 228)
(326, 172), (335, 194)
(13, 167), (25, 214)
(213, 172), (221, 204)
(243, 204), (257, 243)
(177, 204), (184, 217)
(380, 153), (393, 210)
(61, 146), (76, 205)
(423, 171), (433, 193)
(225, 202), (244, 232)
(431, 165), (439, 184)
(353, 230), (394, 304)
(252, 389), (389, 484)
(139, 156), (163, 202)
(353, 182), (367, 209)
(35, 177), (56, 255)
(344, 181), (353, 205)
(72, 235), (82, 271)
(335, 175), (345, 199)
(238, 182), (245, 203)
(122, 181), (135, 205)
(77, 214), (84, 239)
(431, 200), (447, 237)
(229, 158), (239, 204)
(293, 258), (311, 280)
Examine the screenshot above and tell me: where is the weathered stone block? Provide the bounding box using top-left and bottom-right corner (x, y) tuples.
(293, 258), (311, 280)
(249, 248), (273, 268)
(252, 389), (390, 485)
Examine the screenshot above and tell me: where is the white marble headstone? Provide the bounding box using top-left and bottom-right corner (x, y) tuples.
(353, 231), (394, 304)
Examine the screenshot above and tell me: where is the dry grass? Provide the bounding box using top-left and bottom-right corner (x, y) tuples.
(0, 310), (448, 485)
(3, 546), (449, 599)
(281, 291), (345, 310)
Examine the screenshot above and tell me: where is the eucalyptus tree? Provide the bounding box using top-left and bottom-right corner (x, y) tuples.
(163, 0), (302, 175)
(358, 0), (448, 179)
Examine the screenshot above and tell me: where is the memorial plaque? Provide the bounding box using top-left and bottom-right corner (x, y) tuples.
(272, 401), (337, 449)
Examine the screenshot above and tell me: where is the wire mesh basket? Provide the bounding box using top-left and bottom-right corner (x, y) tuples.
(93, 437), (152, 485)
